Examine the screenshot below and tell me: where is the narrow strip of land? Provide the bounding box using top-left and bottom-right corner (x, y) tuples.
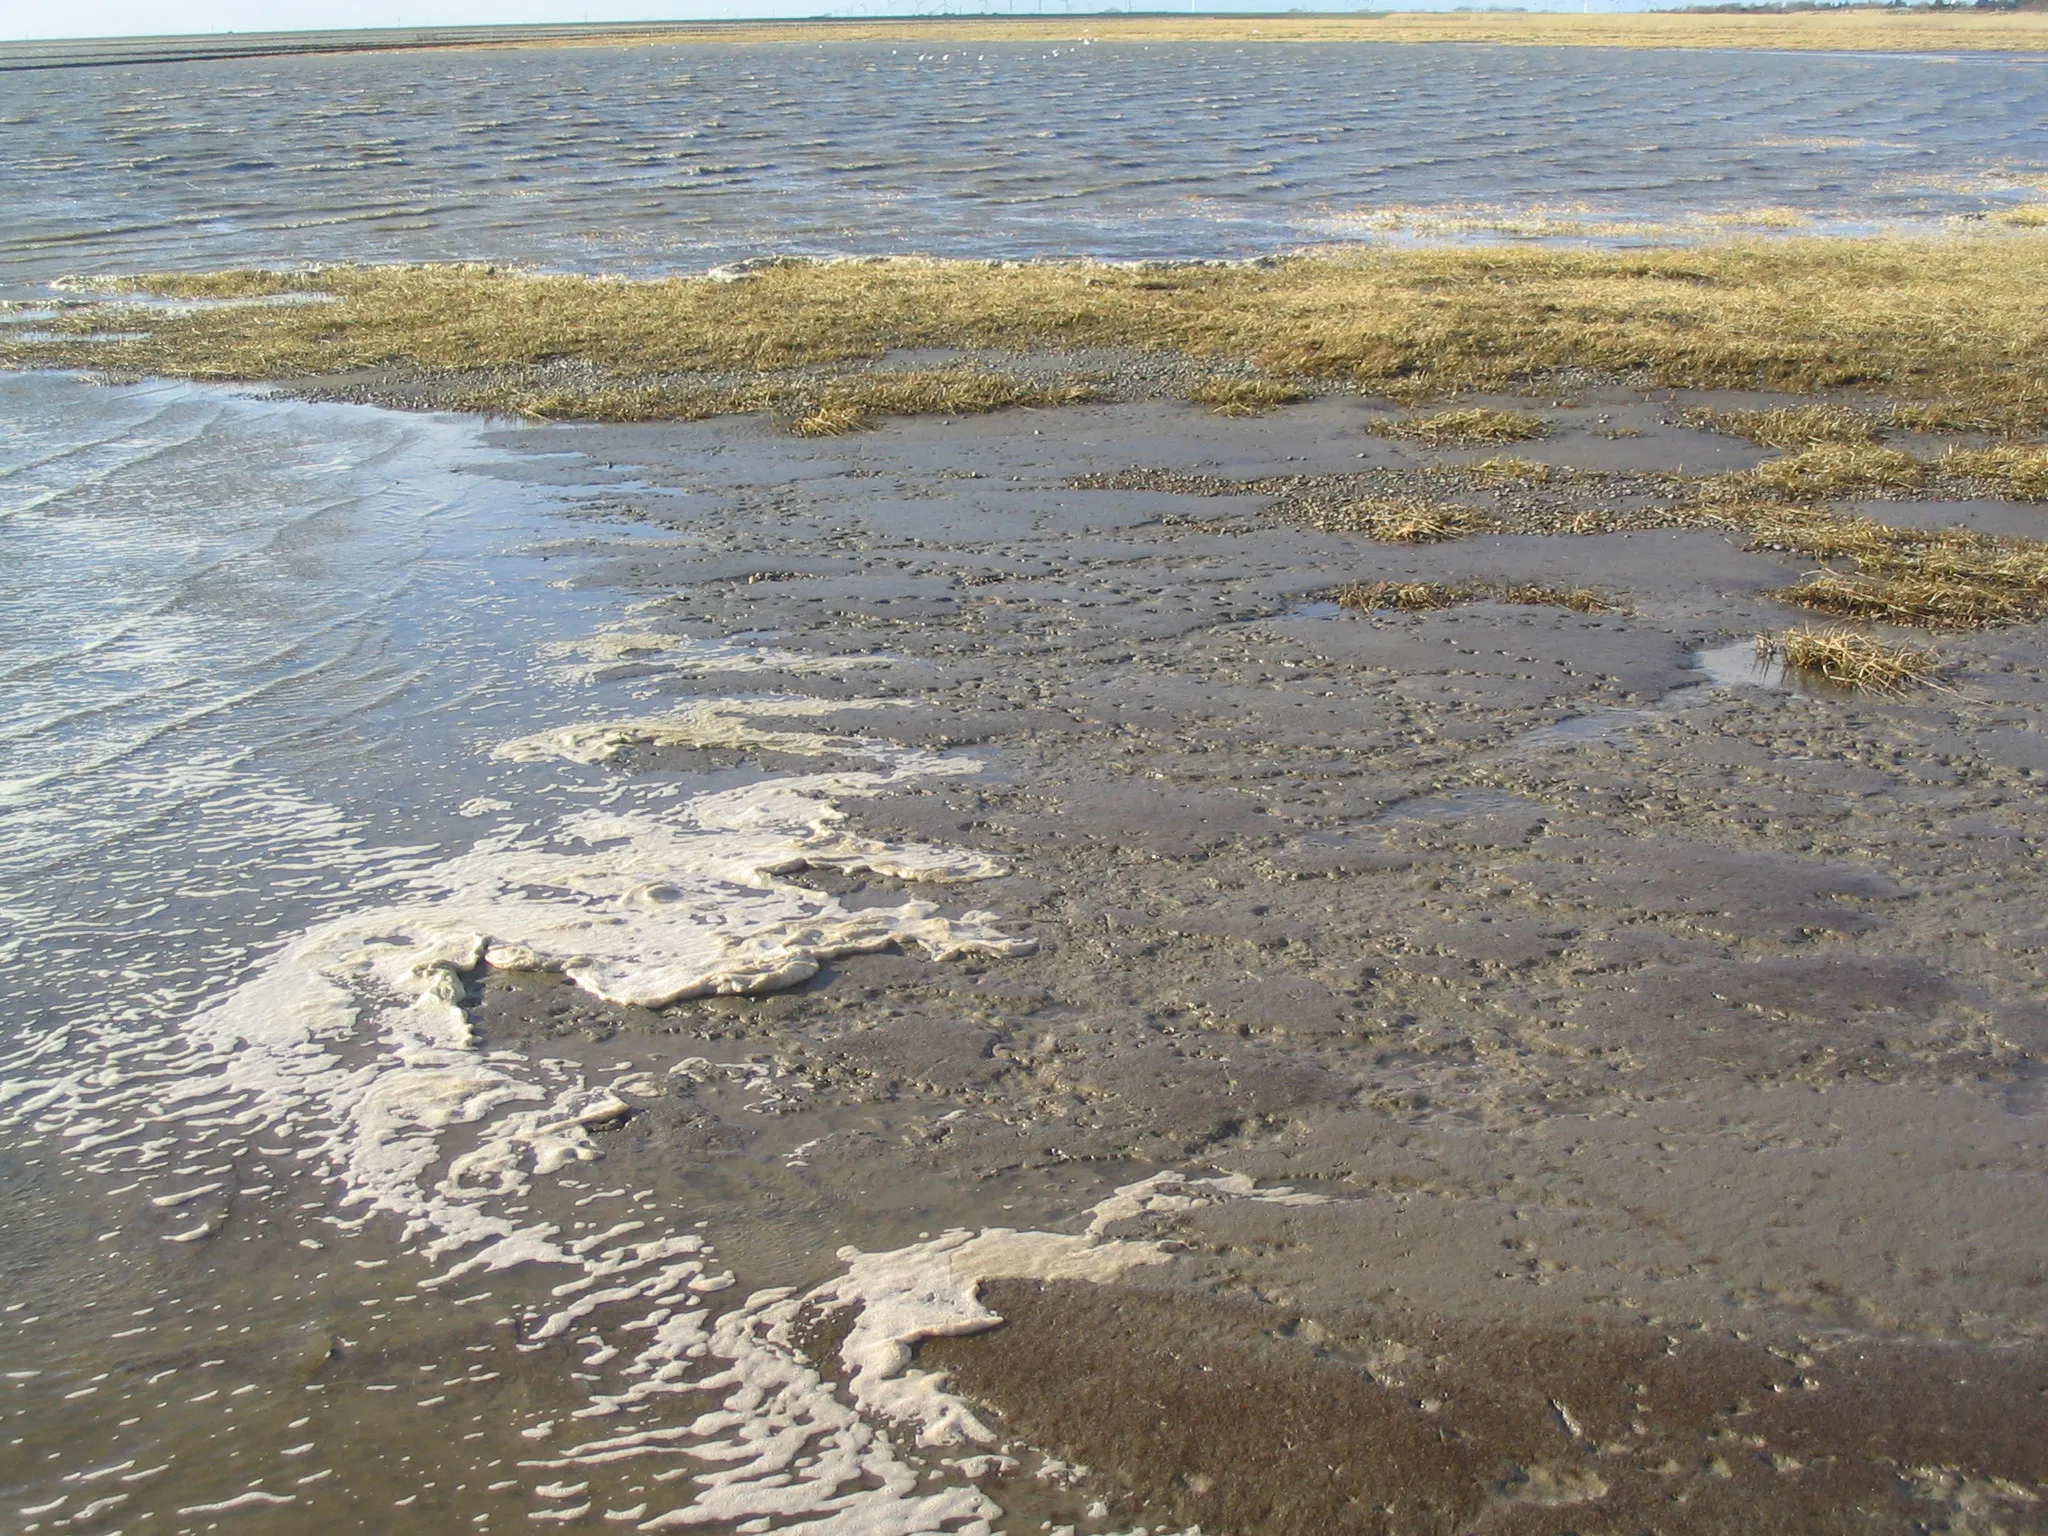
(5, 9), (2047, 71)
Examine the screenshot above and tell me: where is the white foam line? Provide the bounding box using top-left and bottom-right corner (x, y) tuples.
(10, 696), (1322, 1533)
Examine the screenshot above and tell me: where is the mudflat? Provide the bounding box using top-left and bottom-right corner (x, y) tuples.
(449, 385), (2048, 1532)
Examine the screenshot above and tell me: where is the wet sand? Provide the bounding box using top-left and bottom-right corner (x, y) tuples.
(444, 384), (2048, 1531)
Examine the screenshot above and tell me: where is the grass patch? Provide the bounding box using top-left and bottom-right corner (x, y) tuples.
(1759, 627), (1943, 693)
(1187, 378), (1308, 416)
(1310, 496), (1499, 543)
(415, 367), (1096, 431)
(1744, 503), (2048, 629)
(1999, 205), (2048, 229)
(1464, 455), (1553, 485)
(12, 238), (2048, 429)
(1337, 580), (1614, 613)
(1371, 408), (1548, 446)
(1748, 443), (1925, 497)
(1685, 404), (1882, 448)
(1943, 445), (2048, 501)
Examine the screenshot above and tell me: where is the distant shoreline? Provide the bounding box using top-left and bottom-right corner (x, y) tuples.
(6, 9), (2048, 71)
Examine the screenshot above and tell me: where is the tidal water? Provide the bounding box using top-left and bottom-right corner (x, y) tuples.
(3, 40), (2046, 290)
(2, 35), (2046, 1536)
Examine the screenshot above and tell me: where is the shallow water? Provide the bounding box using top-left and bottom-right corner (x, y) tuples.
(2, 41), (2046, 290)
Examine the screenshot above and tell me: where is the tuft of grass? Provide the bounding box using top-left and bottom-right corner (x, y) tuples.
(1686, 404), (1882, 448)
(1371, 408), (1548, 446)
(1749, 442), (1925, 496)
(1500, 583), (1614, 613)
(1187, 377), (1307, 416)
(1943, 444), (2048, 500)
(1336, 581), (1469, 612)
(1312, 495), (1499, 543)
(1335, 580), (1615, 613)
(1759, 626), (1942, 692)
(1999, 205), (2048, 229)
(1773, 570), (2027, 629)
(1464, 455), (1553, 484)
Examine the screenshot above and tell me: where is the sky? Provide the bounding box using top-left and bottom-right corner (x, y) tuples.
(1, 0), (1683, 44)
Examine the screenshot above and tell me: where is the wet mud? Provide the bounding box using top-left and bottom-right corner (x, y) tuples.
(410, 385), (2048, 1529)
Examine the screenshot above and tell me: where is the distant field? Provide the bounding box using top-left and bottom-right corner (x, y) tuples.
(6, 8), (2047, 70)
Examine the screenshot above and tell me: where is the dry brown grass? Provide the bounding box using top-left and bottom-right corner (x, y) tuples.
(1464, 455), (1553, 485)
(1336, 580), (1614, 613)
(1312, 496), (1499, 543)
(1759, 627), (1943, 693)
(1685, 404), (1883, 448)
(1187, 378), (1307, 417)
(12, 238), (2046, 430)
(1748, 443), (1926, 497)
(1999, 206), (2048, 229)
(1739, 503), (2048, 629)
(1943, 445), (2048, 501)
(1371, 408), (1548, 446)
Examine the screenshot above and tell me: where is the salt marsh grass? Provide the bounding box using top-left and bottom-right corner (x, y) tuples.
(1686, 404), (1883, 448)
(1741, 504), (2048, 629)
(1337, 580), (1613, 613)
(1371, 408), (1548, 446)
(1759, 627), (1943, 693)
(13, 237), (2046, 433)
(1313, 497), (1499, 543)
(1187, 379), (1307, 417)
(1749, 443), (1927, 496)
(1944, 445), (2048, 501)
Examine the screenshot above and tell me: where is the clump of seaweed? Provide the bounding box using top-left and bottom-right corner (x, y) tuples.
(1943, 444), (2048, 501)
(1371, 408), (1548, 447)
(1187, 377), (1307, 416)
(1336, 580), (1615, 613)
(1758, 627), (1942, 692)
(1685, 403), (1883, 447)
(1749, 442), (1926, 497)
(1312, 496), (1499, 542)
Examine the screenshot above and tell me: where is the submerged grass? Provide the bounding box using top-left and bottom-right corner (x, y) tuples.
(1759, 627), (1943, 693)
(1337, 580), (1614, 613)
(9, 237), (2048, 431)
(1371, 408), (1548, 446)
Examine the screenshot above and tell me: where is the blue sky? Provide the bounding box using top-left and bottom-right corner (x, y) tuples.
(4, 0), (1676, 44)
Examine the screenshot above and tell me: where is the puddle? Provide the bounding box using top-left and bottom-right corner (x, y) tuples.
(1285, 599), (1347, 620)
(1512, 706), (1652, 750)
(1375, 789), (1545, 825)
(1692, 637), (1791, 690)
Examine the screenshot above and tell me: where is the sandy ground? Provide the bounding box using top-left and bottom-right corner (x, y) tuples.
(463, 387), (2048, 1533)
